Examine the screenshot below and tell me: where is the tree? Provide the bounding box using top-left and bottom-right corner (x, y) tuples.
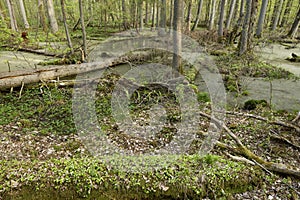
(46, 0), (59, 33)
(280, 0), (294, 27)
(256, 0), (269, 37)
(38, 0), (47, 31)
(61, 0), (73, 54)
(158, 0), (167, 35)
(192, 0), (203, 31)
(138, 0), (144, 31)
(172, 0), (183, 73)
(287, 6), (300, 38)
(218, 0), (227, 37)
(225, 0), (237, 30)
(6, 0), (18, 31)
(271, 0), (284, 31)
(79, 0), (87, 61)
(238, 0), (252, 55)
(185, 0), (192, 33)
(208, 0), (216, 30)
(122, 0), (129, 30)
(19, 0), (29, 29)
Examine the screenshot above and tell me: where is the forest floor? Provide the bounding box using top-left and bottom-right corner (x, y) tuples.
(0, 29), (300, 199)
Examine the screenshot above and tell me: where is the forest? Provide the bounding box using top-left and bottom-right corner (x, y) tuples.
(0, 0), (299, 199)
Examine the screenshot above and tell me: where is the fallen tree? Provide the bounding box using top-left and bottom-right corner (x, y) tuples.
(199, 111), (300, 178)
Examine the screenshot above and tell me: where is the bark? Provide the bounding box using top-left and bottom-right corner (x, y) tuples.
(151, 1), (155, 29)
(138, 0), (143, 31)
(6, 0), (18, 31)
(238, 0), (251, 55)
(287, 6), (300, 38)
(158, 0), (167, 35)
(225, 0), (236, 30)
(169, 0), (173, 31)
(271, 0), (284, 31)
(19, 0), (29, 29)
(191, 0), (203, 31)
(256, 0), (269, 37)
(122, 0), (129, 30)
(38, 0), (47, 31)
(79, 0), (87, 61)
(46, 0), (59, 33)
(208, 0), (216, 30)
(61, 0), (73, 54)
(185, 0), (192, 33)
(218, 0), (227, 37)
(247, 0), (258, 49)
(172, 0), (183, 73)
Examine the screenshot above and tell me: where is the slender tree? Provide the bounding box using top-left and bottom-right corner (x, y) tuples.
(19, 0), (29, 29)
(46, 0), (59, 33)
(192, 0), (203, 31)
(280, 0), (294, 27)
(238, 0), (252, 55)
(172, 0), (183, 73)
(287, 6), (300, 38)
(225, 0), (236, 30)
(271, 0), (284, 31)
(138, 0), (144, 31)
(79, 0), (87, 61)
(38, 0), (47, 31)
(218, 0), (227, 37)
(61, 0), (73, 54)
(159, 0), (167, 35)
(256, 0), (269, 37)
(6, 0), (18, 31)
(208, 0), (216, 30)
(185, 0), (192, 32)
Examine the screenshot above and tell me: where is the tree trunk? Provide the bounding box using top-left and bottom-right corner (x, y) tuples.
(247, 0), (258, 49)
(156, 0), (160, 29)
(185, 0), (192, 33)
(169, 0), (173, 31)
(208, 0), (216, 30)
(287, 6), (300, 38)
(238, 0), (252, 55)
(79, 0), (87, 61)
(138, 0), (143, 31)
(271, 0), (284, 31)
(122, 0), (129, 30)
(172, 0), (183, 73)
(46, 0), (59, 33)
(61, 0), (73, 54)
(145, 0), (149, 24)
(19, 0), (29, 29)
(225, 0), (236, 30)
(38, 0), (47, 31)
(151, 1), (155, 29)
(218, 0), (226, 37)
(158, 0), (167, 35)
(6, 0), (18, 31)
(256, 0), (268, 37)
(192, 0), (203, 31)
(280, 0), (293, 27)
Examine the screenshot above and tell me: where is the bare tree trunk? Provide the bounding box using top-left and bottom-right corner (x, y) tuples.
(218, 0), (227, 37)
(138, 0), (144, 31)
(19, 0), (29, 29)
(151, 1), (155, 29)
(46, 0), (59, 33)
(61, 0), (73, 54)
(145, 0), (149, 24)
(169, 0), (173, 31)
(158, 0), (167, 35)
(225, 0), (236, 30)
(208, 0), (216, 30)
(280, 0), (293, 27)
(38, 0), (47, 31)
(256, 0), (268, 37)
(192, 0), (203, 31)
(122, 0), (129, 30)
(6, 0), (18, 31)
(271, 0), (284, 31)
(247, 0), (258, 49)
(172, 0), (183, 73)
(238, 0), (252, 55)
(287, 6), (300, 38)
(239, 0), (245, 18)
(156, 0), (160, 29)
(185, 0), (192, 33)
(79, 0), (87, 61)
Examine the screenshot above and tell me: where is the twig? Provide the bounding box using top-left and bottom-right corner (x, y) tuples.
(19, 82), (24, 99)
